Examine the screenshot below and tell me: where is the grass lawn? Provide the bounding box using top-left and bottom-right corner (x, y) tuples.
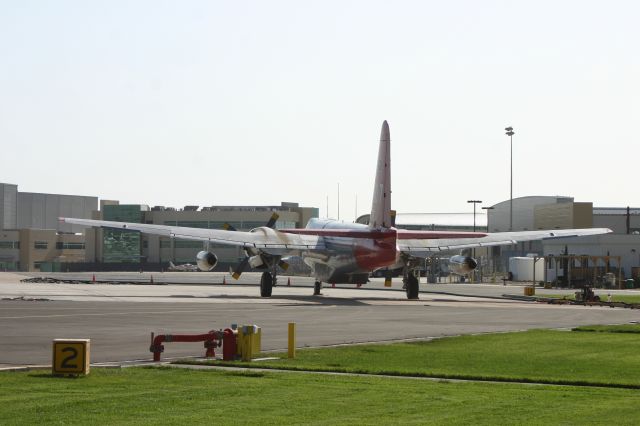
(2, 367), (640, 425)
(196, 329), (640, 387)
(573, 324), (640, 333)
(541, 293), (640, 303)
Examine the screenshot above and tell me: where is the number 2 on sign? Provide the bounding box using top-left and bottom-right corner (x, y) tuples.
(60, 347), (78, 369)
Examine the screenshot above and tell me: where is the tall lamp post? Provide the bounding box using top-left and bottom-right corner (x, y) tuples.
(467, 200), (482, 233)
(505, 127), (515, 231)
(482, 206), (494, 232)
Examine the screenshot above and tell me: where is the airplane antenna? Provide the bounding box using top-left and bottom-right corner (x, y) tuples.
(326, 195), (329, 219)
(337, 183), (340, 221)
(355, 194), (358, 222)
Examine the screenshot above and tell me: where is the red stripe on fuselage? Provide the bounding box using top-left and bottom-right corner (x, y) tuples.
(396, 230), (487, 239)
(281, 228), (487, 240)
(281, 229), (396, 239)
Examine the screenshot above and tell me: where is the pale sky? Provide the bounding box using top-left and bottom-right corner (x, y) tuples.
(2, 1), (639, 221)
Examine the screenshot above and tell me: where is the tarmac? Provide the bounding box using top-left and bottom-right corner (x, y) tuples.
(1, 271), (638, 369)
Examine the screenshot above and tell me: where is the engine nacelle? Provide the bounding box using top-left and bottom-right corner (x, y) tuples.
(196, 251), (218, 271)
(448, 255), (478, 275)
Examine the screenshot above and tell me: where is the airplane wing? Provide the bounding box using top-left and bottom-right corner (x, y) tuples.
(398, 228), (612, 257)
(60, 217), (325, 254)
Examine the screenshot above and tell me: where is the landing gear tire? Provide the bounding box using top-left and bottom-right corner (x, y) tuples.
(260, 272), (273, 297)
(313, 281), (322, 296)
(405, 274), (419, 300)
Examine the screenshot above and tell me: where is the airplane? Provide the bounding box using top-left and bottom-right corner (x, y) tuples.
(167, 261), (200, 272)
(60, 121), (611, 299)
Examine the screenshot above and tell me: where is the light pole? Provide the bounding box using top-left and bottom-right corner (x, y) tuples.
(467, 200), (482, 233)
(505, 127), (515, 231)
(482, 206), (494, 232)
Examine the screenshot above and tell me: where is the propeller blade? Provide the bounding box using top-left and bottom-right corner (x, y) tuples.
(231, 256), (250, 280)
(265, 212), (279, 229)
(278, 260), (289, 271)
(223, 223), (237, 231)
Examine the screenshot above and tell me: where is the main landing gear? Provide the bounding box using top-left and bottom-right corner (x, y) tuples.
(403, 273), (419, 300)
(313, 281), (322, 296)
(260, 271), (277, 297)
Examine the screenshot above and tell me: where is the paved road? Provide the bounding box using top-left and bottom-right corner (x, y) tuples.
(1, 272), (638, 366)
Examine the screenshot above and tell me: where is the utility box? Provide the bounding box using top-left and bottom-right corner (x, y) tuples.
(236, 325), (261, 361)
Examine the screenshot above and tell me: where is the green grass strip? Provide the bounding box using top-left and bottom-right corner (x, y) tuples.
(189, 329), (640, 388)
(542, 293), (640, 303)
(3, 367), (640, 425)
(572, 324), (640, 333)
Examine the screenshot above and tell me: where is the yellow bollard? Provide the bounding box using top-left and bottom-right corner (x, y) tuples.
(288, 322), (296, 359)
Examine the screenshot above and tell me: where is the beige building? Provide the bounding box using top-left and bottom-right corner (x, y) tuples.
(0, 229), (85, 272)
(0, 182), (98, 271)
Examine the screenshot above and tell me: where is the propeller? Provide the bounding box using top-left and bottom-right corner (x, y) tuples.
(223, 223), (237, 232)
(225, 212), (289, 280)
(265, 212), (279, 229)
(230, 256), (250, 280)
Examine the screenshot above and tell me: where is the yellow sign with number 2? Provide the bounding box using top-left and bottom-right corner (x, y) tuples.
(52, 339), (90, 375)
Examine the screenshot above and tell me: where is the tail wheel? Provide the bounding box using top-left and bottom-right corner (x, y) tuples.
(406, 274), (419, 300)
(260, 272), (273, 297)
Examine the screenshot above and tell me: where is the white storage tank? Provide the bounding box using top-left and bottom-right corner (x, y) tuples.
(509, 256), (545, 281)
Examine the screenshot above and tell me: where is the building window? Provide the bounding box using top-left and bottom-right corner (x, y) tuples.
(159, 239), (203, 249)
(34, 241), (48, 249)
(55, 242), (85, 250)
(175, 241), (203, 249)
(0, 241), (19, 249)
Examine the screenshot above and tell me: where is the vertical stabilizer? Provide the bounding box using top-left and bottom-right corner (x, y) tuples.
(369, 121), (392, 229)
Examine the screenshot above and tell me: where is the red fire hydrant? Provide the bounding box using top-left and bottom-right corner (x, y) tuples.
(150, 330), (223, 362)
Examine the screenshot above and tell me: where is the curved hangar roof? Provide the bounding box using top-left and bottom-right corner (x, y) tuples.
(357, 213), (487, 230)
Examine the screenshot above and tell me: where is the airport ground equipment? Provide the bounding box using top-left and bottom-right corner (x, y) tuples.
(150, 330), (223, 362)
(574, 286), (600, 302)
